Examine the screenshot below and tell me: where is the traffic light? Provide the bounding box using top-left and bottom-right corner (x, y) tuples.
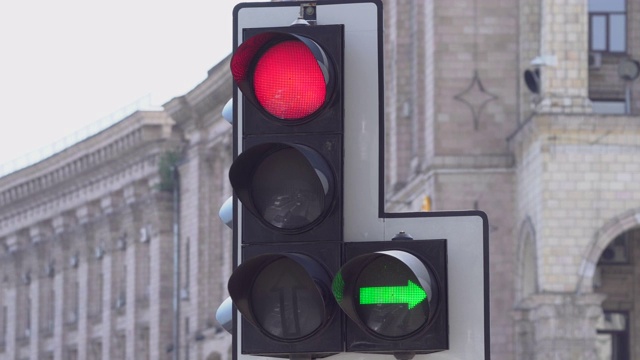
(229, 24), (344, 243)
(226, 18), (344, 358)
(225, 2), (488, 360)
(333, 237), (449, 356)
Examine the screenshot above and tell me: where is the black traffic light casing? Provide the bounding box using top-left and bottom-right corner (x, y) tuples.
(230, 24), (344, 245)
(334, 239), (449, 355)
(235, 26), (344, 136)
(230, 134), (343, 244)
(228, 23), (345, 358)
(229, 242), (342, 356)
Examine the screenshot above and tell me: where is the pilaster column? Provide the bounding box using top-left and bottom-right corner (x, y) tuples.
(514, 292), (605, 360)
(537, 0), (592, 113)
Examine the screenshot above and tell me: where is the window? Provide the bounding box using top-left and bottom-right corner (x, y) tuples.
(136, 250), (150, 306)
(184, 237), (190, 288)
(0, 305), (6, 350)
(65, 271), (79, 327)
(67, 347), (78, 360)
(589, 0), (626, 53)
(40, 280), (54, 336)
(598, 233), (630, 265)
(596, 312), (630, 360)
(89, 340), (102, 360)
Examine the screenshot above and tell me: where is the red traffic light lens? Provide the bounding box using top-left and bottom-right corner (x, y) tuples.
(253, 40), (327, 120)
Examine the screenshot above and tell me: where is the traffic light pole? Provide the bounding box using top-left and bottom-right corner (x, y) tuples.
(171, 165), (181, 360)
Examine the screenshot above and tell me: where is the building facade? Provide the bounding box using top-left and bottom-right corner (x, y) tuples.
(0, 111), (183, 359)
(0, 60), (235, 359)
(1, 0), (640, 359)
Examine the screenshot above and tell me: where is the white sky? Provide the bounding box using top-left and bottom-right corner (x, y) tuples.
(0, 0), (267, 172)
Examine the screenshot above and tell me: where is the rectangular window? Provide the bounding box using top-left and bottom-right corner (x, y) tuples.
(65, 271), (79, 327)
(596, 311), (630, 360)
(112, 241), (126, 312)
(137, 327), (150, 360)
(49, 288), (55, 331)
(40, 280), (54, 336)
(15, 287), (29, 343)
(97, 273), (103, 314)
(591, 16), (606, 51)
(71, 281), (79, 323)
(608, 15), (625, 52)
(0, 305), (6, 349)
(589, 0), (626, 53)
(136, 249), (150, 306)
(88, 268), (103, 321)
(67, 347), (78, 360)
(25, 295), (31, 339)
(184, 237), (190, 288)
(89, 340), (102, 360)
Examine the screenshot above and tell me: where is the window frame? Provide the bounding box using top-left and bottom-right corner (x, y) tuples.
(588, 2), (627, 54)
(596, 311), (630, 360)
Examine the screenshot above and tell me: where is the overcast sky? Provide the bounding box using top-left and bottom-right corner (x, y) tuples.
(0, 0), (267, 173)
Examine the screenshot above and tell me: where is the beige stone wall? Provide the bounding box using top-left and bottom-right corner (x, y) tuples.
(519, 0), (541, 119)
(630, 0), (640, 113)
(384, 0), (519, 357)
(384, 0), (432, 192)
(515, 115), (640, 293)
(536, 0), (591, 113)
(432, 0), (518, 155)
(164, 57), (234, 360)
(512, 112), (640, 358)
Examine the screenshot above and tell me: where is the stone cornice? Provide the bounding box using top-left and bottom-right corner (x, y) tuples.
(508, 113), (640, 159)
(0, 111), (179, 238)
(164, 56), (232, 130)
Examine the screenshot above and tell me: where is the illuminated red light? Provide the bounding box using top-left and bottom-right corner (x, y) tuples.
(253, 40), (327, 120)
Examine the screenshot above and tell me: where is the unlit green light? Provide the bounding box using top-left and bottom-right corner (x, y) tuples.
(359, 280), (426, 309)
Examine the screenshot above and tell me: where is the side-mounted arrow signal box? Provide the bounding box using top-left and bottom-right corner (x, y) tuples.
(340, 239), (448, 354)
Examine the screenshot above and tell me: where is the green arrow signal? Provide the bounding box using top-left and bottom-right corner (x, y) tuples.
(359, 280), (426, 309)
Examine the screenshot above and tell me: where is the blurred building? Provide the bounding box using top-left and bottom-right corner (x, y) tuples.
(1, 0), (640, 359)
(383, 0), (640, 359)
(0, 58), (234, 359)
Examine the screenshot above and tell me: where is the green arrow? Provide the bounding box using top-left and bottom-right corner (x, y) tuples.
(359, 280), (426, 309)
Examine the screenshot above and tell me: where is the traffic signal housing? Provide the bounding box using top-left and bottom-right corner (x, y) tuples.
(227, 22), (344, 358)
(228, 242), (342, 357)
(229, 24), (344, 244)
(333, 238), (449, 355)
(225, 3), (488, 360)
